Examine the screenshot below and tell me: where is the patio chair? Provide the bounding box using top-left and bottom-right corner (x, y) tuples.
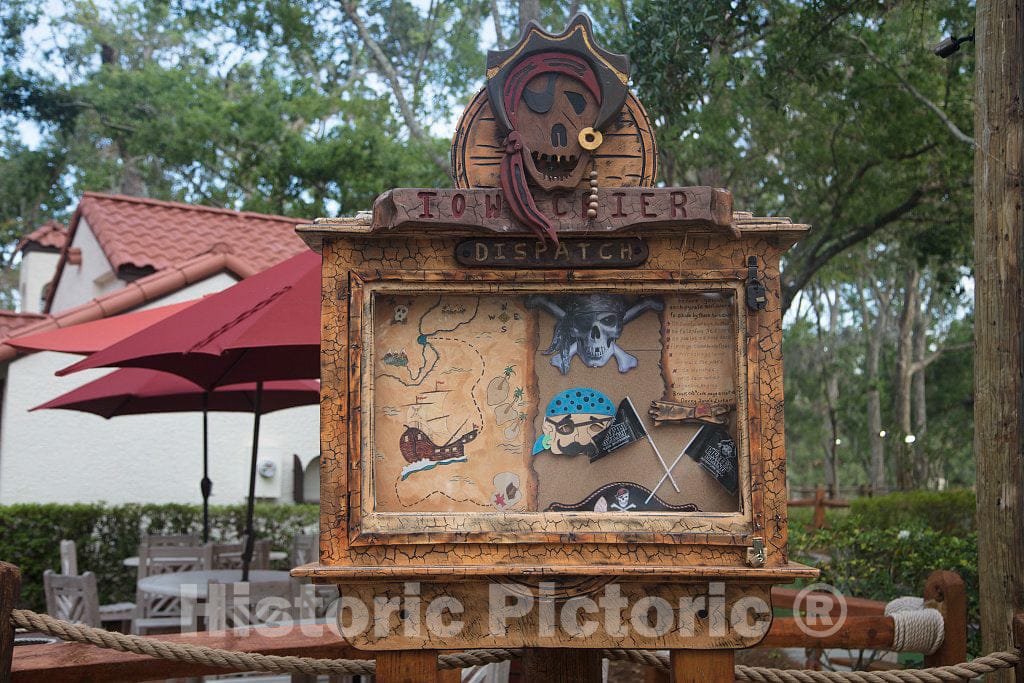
(141, 533), (201, 548)
(211, 538), (270, 570)
(54, 543), (135, 625)
(203, 578), (300, 632)
(292, 532), (318, 567)
(59, 539), (78, 575)
(44, 569), (134, 630)
(132, 544), (213, 634)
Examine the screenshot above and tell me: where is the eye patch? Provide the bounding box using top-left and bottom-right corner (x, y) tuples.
(565, 90), (587, 115)
(522, 74), (557, 113)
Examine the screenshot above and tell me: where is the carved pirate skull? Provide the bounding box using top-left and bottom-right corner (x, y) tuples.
(393, 305), (408, 324)
(486, 15), (631, 242)
(526, 294), (664, 374)
(516, 73), (600, 190)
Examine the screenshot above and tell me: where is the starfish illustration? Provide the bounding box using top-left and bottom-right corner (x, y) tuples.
(494, 493), (506, 507)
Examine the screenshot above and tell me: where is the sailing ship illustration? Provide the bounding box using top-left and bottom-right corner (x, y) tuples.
(399, 424), (479, 463)
(399, 385), (480, 479)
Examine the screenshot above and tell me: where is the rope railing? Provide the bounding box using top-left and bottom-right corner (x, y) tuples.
(10, 608), (1022, 682)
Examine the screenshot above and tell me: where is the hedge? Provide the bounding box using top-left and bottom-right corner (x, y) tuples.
(849, 489), (976, 537)
(0, 503), (318, 612)
(790, 489), (980, 657)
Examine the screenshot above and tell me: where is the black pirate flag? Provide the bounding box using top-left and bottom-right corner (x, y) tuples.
(590, 397), (647, 462)
(686, 425), (739, 496)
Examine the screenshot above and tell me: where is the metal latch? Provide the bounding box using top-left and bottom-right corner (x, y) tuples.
(745, 256), (767, 311)
(746, 537), (766, 567)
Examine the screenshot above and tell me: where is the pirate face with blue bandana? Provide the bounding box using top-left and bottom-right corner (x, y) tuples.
(532, 388), (615, 457)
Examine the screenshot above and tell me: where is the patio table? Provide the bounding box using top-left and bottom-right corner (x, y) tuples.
(136, 569), (292, 599)
(123, 550), (287, 568)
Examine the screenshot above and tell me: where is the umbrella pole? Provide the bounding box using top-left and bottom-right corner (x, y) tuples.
(241, 381), (262, 582)
(200, 394), (212, 543)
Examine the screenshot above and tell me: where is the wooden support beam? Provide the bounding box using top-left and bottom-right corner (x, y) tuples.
(923, 570), (968, 666)
(771, 587), (886, 617)
(521, 648), (602, 682)
(11, 627), (367, 683)
(974, 0), (1024, 679)
(9, 613), (902, 681)
(375, 650), (439, 683)
(1, 562), (22, 683)
(669, 649), (734, 683)
(759, 616), (895, 649)
(436, 663), (462, 683)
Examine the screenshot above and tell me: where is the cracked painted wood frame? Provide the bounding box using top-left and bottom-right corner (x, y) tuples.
(305, 220), (811, 580)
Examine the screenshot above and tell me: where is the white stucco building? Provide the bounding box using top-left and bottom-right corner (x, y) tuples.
(0, 193), (322, 505)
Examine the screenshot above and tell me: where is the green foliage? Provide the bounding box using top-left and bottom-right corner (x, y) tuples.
(621, 0), (975, 310)
(791, 515), (980, 655)
(849, 490), (976, 537)
(0, 502), (318, 611)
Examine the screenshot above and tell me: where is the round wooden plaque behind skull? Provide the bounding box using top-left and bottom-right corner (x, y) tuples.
(450, 15), (658, 193)
(451, 88), (658, 191)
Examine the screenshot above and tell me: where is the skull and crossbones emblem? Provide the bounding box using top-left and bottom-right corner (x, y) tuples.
(610, 487), (637, 511)
(526, 294), (664, 374)
(392, 305), (408, 325)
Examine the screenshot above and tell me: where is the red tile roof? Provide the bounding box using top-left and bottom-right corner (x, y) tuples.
(0, 311), (48, 339)
(17, 221), (68, 252)
(0, 251), (258, 361)
(45, 192), (308, 313)
(74, 192), (306, 272)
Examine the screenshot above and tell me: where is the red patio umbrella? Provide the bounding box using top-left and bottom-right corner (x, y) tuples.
(59, 251), (320, 388)
(8, 299), (198, 354)
(33, 368), (319, 541)
(59, 250), (321, 577)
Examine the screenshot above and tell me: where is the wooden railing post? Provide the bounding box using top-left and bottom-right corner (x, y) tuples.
(812, 486), (827, 530)
(644, 666), (671, 682)
(669, 649), (734, 683)
(375, 650), (440, 683)
(923, 570), (968, 666)
(1, 561), (23, 682)
(522, 648), (602, 682)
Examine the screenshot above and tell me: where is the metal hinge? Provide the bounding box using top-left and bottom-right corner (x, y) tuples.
(745, 256), (767, 311)
(746, 537), (766, 567)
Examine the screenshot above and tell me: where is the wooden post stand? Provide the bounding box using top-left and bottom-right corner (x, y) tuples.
(923, 570), (968, 667)
(522, 648), (602, 682)
(375, 650), (440, 683)
(670, 650), (735, 683)
(1, 561), (22, 682)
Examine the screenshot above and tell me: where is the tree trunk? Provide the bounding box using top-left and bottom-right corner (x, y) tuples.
(892, 265), (920, 489)
(859, 266), (892, 495)
(865, 297), (888, 495)
(518, 0), (540, 31)
(815, 285), (840, 494)
(974, 0), (1024, 674)
(912, 306), (929, 483)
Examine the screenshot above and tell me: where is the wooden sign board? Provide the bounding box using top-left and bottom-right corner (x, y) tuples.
(296, 13), (815, 657)
(373, 187), (736, 236)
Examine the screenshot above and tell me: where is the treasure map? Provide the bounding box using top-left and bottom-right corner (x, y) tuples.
(372, 294), (537, 512)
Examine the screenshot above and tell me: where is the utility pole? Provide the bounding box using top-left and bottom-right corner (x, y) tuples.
(973, 0), (1024, 677)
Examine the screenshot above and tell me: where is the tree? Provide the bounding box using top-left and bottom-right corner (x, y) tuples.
(621, 0), (975, 314)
